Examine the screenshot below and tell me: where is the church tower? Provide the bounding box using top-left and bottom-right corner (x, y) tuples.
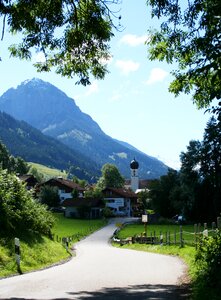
(130, 158), (139, 192)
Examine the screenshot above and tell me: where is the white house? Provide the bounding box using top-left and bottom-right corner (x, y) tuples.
(102, 187), (138, 217)
(37, 177), (85, 202)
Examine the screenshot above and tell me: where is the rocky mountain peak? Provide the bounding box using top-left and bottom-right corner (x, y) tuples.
(0, 79), (168, 179)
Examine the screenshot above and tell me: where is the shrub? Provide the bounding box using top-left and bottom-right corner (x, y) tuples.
(0, 170), (54, 237)
(194, 230), (221, 298)
(102, 207), (114, 218)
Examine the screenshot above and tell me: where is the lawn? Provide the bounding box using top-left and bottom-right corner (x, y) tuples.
(116, 223), (208, 246)
(52, 213), (107, 242)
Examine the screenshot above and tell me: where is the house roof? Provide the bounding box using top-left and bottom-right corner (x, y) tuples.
(62, 198), (104, 208)
(102, 187), (137, 198)
(18, 174), (38, 186)
(38, 177), (85, 191)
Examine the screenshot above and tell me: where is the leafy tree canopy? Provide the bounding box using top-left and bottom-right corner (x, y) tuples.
(1, 0), (121, 85)
(0, 140), (29, 174)
(72, 176), (87, 188)
(84, 187), (103, 200)
(147, 0), (221, 113)
(148, 116), (221, 221)
(39, 185), (60, 208)
(0, 170), (54, 237)
(96, 163), (124, 189)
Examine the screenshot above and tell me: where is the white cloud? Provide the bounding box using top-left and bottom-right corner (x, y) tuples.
(115, 60), (140, 75)
(145, 68), (169, 85)
(85, 81), (99, 96)
(120, 34), (149, 47)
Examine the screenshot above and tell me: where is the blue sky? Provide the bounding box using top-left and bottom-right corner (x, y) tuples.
(0, 1), (211, 169)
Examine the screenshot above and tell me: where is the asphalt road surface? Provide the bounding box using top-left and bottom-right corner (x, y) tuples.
(0, 219), (190, 299)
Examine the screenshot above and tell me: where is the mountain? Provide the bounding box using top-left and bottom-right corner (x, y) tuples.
(0, 78), (168, 179)
(0, 111), (100, 181)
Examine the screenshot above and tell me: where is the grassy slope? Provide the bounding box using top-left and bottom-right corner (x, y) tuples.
(52, 214), (107, 241)
(0, 214), (107, 278)
(28, 162), (67, 179)
(0, 235), (69, 278)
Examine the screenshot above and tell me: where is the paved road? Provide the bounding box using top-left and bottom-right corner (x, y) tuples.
(0, 219), (190, 299)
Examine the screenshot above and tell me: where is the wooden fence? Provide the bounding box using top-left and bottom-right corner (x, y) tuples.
(112, 217), (221, 248)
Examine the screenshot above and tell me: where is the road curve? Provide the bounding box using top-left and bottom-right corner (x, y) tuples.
(0, 218), (189, 299)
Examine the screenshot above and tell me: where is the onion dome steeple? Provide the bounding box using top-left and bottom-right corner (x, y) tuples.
(130, 158), (139, 170)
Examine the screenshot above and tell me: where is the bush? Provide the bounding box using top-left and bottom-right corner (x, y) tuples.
(102, 207), (114, 218)
(39, 185), (60, 207)
(194, 230), (221, 299)
(0, 170), (54, 237)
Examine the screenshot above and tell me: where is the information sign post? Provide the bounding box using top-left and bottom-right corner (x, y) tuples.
(142, 214), (148, 236)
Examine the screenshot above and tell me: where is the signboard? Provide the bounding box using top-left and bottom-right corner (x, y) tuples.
(115, 199), (124, 206)
(142, 214), (148, 223)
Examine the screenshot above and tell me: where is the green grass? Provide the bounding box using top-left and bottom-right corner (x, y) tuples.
(116, 223), (203, 246)
(0, 234), (69, 278)
(28, 162), (67, 179)
(52, 213), (107, 242)
(0, 214), (107, 278)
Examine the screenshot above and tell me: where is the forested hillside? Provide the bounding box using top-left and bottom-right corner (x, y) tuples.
(0, 111), (100, 181)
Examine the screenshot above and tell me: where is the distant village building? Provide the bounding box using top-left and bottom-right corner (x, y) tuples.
(37, 177), (85, 202)
(102, 187), (137, 217)
(130, 158), (139, 192)
(62, 198), (104, 219)
(18, 174), (38, 190)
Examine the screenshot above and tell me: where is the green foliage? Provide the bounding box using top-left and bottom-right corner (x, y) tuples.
(38, 185), (60, 208)
(147, 0), (221, 113)
(194, 231), (221, 299)
(195, 231), (221, 285)
(1, 0), (122, 85)
(148, 169), (179, 218)
(137, 189), (150, 209)
(0, 140), (29, 174)
(148, 116), (221, 221)
(71, 188), (79, 199)
(84, 187), (103, 200)
(102, 206), (114, 218)
(28, 166), (45, 183)
(0, 170), (54, 237)
(72, 176), (87, 188)
(97, 163), (125, 189)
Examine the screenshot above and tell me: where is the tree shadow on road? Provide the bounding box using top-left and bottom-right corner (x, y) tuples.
(6, 283), (191, 300)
